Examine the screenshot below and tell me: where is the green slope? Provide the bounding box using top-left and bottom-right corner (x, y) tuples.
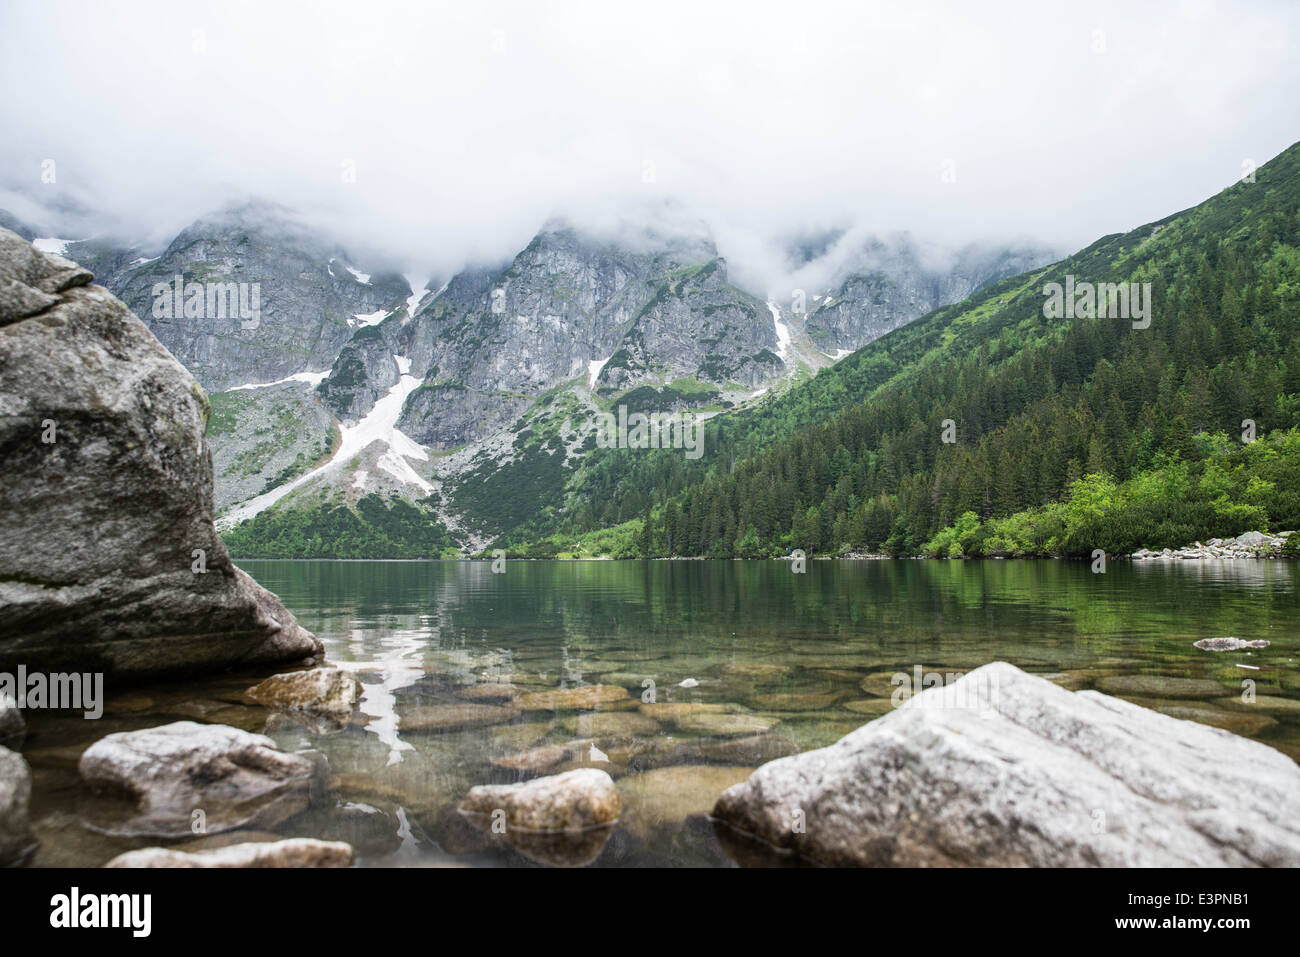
(517, 139), (1300, 557)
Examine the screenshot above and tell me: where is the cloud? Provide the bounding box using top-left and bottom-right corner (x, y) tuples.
(2, 0), (1297, 293)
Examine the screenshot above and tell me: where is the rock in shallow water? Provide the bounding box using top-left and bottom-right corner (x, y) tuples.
(0, 228), (321, 680)
(619, 765), (755, 843)
(460, 768), (620, 832)
(245, 668), (363, 718)
(712, 662), (1300, 867)
(105, 838), (353, 868)
(517, 685), (629, 711)
(1094, 674), (1229, 699)
(458, 768), (620, 866)
(398, 702), (522, 733)
(675, 712), (777, 736)
(1194, 637), (1271, 651)
(0, 745), (34, 864)
(78, 721), (316, 837)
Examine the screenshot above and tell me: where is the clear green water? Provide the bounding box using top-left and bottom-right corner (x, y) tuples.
(21, 559), (1300, 867)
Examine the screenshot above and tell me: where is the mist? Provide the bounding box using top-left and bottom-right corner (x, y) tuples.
(2, 0), (1298, 296)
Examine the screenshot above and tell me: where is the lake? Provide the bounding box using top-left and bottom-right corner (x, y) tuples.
(20, 559), (1300, 867)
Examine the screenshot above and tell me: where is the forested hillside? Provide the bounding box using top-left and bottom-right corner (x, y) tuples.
(513, 141), (1300, 558)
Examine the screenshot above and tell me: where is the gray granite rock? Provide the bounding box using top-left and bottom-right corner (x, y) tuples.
(713, 662), (1300, 866)
(79, 721), (316, 837)
(0, 228), (321, 678)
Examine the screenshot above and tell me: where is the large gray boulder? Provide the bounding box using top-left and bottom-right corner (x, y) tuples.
(0, 745), (33, 864)
(78, 721), (315, 837)
(0, 228), (321, 678)
(712, 662), (1300, 867)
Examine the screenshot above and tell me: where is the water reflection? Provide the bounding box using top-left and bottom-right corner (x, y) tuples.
(17, 558), (1300, 868)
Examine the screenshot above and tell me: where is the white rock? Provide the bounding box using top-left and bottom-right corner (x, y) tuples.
(712, 662), (1300, 867)
(105, 838), (353, 868)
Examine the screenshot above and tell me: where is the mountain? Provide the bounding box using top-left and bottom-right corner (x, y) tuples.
(803, 234), (1060, 354)
(0, 192), (1062, 554)
(106, 201), (413, 392)
(394, 220), (786, 451)
(528, 140), (1300, 559)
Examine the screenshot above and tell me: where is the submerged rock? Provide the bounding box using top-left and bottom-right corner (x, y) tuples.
(841, 698), (895, 717)
(491, 739), (623, 778)
(1193, 637), (1271, 652)
(748, 691), (845, 712)
(712, 662), (1300, 867)
(561, 711), (660, 738)
(1094, 674), (1229, 699)
(398, 702), (521, 733)
(0, 745), (34, 865)
(1145, 704), (1277, 737)
(246, 668), (362, 718)
(687, 733), (799, 765)
(454, 683), (521, 703)
(718, 662), (792, 681)
(517, 685), (629, 711)
(676, 712), (777, 736)
(637, 701), (735, 725)
(1216, 695), (1300, 715)
(105, 838), (353, 868)
(619, 765), (755, 843)
(0, 229), (321, 680)
(78, 721), (316, 837)
(459, 768), (621, 832)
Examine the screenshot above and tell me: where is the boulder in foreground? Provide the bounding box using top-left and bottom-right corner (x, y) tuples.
(79, 721), (316, 837)
(712, 662), (1300, 867)
(0, 228), (321, 679)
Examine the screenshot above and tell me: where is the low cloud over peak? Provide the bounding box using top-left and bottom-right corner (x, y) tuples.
(2, 0), (1297, 294)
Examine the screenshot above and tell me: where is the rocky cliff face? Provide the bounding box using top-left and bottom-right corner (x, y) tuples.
(394, 223), (779, 449)
(0, 227), (321, 678)
(104, 202), (411, 393)
(804, 235), (1057, 353)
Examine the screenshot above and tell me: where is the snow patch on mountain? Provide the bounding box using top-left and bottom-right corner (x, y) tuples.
(587, 355), (612, 389)
(404, 275), (431, 317)
(228, 370), (332, 391)
(32, 237), (75, 256)
(219, 357), (431, 527)
(767, 301), (794, 366)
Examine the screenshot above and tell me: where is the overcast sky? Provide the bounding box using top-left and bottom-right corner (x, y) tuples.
(2, 0), (1298, 293)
